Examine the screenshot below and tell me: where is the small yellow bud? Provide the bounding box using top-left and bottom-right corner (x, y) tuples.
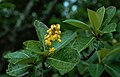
(51, 25), (54, 29)
(48, 32), (52, 35)
(45, 35), (49, 39)
(51, 34), (57, 41)
(57, 39), (61, 42)
(47, 38), (51, 41)
(57, 35), (60, 39)
(55, 31), (58, 34)
(47, 29), (52, 33)
(45, 24), (61, 48)
(45, 40), (51, 46)
(51, 25), (55, 30)
(58, 31), (61, 34)
(49, 47), (55, 53)
(56, 24), (60, 30)
(47, 30), (49, 33)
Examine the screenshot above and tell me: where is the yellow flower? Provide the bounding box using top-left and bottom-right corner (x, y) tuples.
(58, 31), (61, 34)
(49, 47), (55, 53)
(57, 39), (61, 42)
(51, 24), (55, 30)
(45, 40), (51, 46)
(48, 32), (52, 35)
(55, 24), (60, 30)
(55, 31), (58, 34)
(47, 29), (52, 33)
(45, 35), (49, 39)
(44, 24), (62, 54)
(51, 34), (57, 40)
(57, 35), (60, 39)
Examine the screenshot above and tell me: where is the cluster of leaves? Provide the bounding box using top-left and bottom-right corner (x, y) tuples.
(4, 6), (120, 77)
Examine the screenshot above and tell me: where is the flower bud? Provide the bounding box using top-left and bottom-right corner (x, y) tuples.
(57, 39), (61, 42)
(49, 47), (55, 53)
(56, 24), (60, 30)
(58, 31), (61, 34)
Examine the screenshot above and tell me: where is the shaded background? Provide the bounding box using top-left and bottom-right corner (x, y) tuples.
(0, 0), (120, 76)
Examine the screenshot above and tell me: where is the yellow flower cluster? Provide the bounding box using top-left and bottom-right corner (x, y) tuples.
(45, 24), (61, 53)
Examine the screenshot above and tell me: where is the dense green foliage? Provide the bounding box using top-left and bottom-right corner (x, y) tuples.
(4, 6), (120, 77)
(0, 0), (120, 77)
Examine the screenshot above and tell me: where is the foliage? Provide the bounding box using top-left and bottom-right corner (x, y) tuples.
(4, 6), (120, 77)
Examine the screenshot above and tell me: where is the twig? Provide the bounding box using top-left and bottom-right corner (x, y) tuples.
(15, 0), (34, 29)
(40, 0), (57, 21)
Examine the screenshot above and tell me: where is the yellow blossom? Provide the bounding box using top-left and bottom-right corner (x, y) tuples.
(44, 24), (62, 54)
(49, 47), (55, 53)
(58, 31), (61, 34)
(57, 39), (61, 42)
(57, 35), (60, 39)
(51, 24), (55, 30)
(45, 40), (51, 46)
(55, 24), (60, 30)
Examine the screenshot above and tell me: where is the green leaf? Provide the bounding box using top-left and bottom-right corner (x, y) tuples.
(52, 31), (77, 52)
(101, 23), (116, 33)
(103, 6), (116, 26)
(47, 47), (80, 75)
(87, 51), (98, 63)
(103, 43), (120, 63)
(77, 61), (89, 75)
(87, 9), (99, 30)
(34, 63), (42, 77)
(4, 50), (36, 64)
(73, 36), (94, 53)
(0, 2), (15, 9)
(102, 33), (113, 41)
(23, 40), (42, 54)
(97, 48), (110, 62)
(88, 64), (104, 77)
(6, 63), (31, 76)
(96, 6), (105, 28)
(34, 20), (48, 51)
(105, 64), (120, 77)
(63, 19), (90, 30)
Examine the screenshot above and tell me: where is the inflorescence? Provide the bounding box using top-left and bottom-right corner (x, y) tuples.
(45, 24), (61, 54)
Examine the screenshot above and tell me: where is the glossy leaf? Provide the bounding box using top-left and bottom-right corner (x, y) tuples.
(34, 20), (48, 51)
(77, 61), (89, 75)
(87, 51), (98, 63)
(97, 48), (110, 62)
(102, 23), (116, 33)
(73, 36), (94, 53)
(47, 47), (80, 75)
(102, 33), (113, 41)
(23, 40), (42, 54)
(6, 63), (31, 76)
(87, 9), (99, 30)
(96, 6), (105, 29)
(52, 31), (77, 52)
(102, 6), (116, 26)
(88, 64), (104, 77)
(105, 64), (120, 77)
(102, 43), (120, 63)
(63, 19), (90, 30)
(4, 50), (36, 64)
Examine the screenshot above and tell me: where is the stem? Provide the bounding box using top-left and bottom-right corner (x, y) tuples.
(15, 0), (34, 29)
(40, 0), (57, 21)
(36, 50), (49, 55)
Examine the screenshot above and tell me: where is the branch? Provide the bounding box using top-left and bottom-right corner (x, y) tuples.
(40, 0), (57, 21)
